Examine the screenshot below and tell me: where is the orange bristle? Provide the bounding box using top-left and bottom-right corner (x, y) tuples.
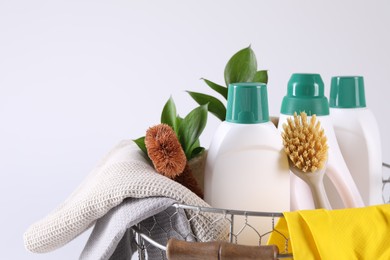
(145, 124), (187, 178)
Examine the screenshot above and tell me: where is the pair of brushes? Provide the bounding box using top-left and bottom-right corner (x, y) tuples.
(282, 112), (331, 210)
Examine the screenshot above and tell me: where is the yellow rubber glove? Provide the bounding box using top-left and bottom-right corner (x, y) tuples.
(268, 204), (390, 260)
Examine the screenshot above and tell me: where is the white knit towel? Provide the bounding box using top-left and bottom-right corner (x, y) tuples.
(80, 197), (195, 260)
(23, 140), (227, 253)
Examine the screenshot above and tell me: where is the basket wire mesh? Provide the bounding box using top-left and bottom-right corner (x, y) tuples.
(383, 162), (390, 204)
(132, 204), (291, 259)
(132, 163), (390, 260)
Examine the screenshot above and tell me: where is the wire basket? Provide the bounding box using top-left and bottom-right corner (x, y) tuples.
(132, 163), (390, 260)
(132, 204), (290, 260)
(383, 162), (390, 204)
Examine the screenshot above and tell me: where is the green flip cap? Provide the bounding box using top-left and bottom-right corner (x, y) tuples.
(329, 76), (366, 108)
(280, 73), (329, 116)
(226, 82), (269, 124)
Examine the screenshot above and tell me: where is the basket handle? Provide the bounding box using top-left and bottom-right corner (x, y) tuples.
(166, 238), (279, 260)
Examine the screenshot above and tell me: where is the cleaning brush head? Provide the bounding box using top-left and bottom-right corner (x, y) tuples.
(282, 112), (328, 173)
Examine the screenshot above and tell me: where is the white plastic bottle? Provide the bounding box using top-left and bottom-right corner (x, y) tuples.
(204, 83), (290, 246)
(278, 73), (364, 210)
(329, 76), (382, 205)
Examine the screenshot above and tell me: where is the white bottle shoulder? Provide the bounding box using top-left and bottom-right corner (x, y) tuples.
(208, 121), (284, 156)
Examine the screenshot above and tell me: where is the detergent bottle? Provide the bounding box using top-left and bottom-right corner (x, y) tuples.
(329, 76), (382, 205)
(278, 73), (364, 210)
(204, 82), (290, 245)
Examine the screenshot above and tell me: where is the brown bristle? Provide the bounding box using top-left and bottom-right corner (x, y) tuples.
(282, 112), (328, 173)
(145, 124), (187, 178)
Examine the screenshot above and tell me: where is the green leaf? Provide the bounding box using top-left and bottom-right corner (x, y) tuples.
(176, 115), (183, 127)
(187, 91), (226, 121)
(190, 146), (205, 159)
(178, 104), (208, 159)
(188, 139), (201, 157)
(161, 96), (178, 131)
(201, 78), (228, 99)
(190, 139), (200, 150)
(174, 115), (183, 136)
(253, 70), (268, 84)
(224, 46), (257, 86)
(188, 139), (205, 159)
(133, 137), (147, 155)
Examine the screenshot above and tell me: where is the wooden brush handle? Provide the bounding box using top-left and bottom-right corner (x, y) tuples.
(166, 238), (279, 260)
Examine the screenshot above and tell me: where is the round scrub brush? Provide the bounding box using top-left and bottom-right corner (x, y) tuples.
(282, 112), (331, 209)
(145, 123), (204, 198)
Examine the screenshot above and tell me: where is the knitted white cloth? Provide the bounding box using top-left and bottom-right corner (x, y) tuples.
(80, 197), (195, 260)
(24, 140), (226, 253)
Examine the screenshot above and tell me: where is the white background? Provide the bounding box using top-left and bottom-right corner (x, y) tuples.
(1, 0), (389, 259)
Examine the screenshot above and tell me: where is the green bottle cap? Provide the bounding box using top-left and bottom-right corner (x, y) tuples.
(280, 73), (330, 116)
(329, 76), (366, 108)
(226, 83), (269, 124)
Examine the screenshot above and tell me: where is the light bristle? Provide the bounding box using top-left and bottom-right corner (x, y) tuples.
(281, 112), (328, 173)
